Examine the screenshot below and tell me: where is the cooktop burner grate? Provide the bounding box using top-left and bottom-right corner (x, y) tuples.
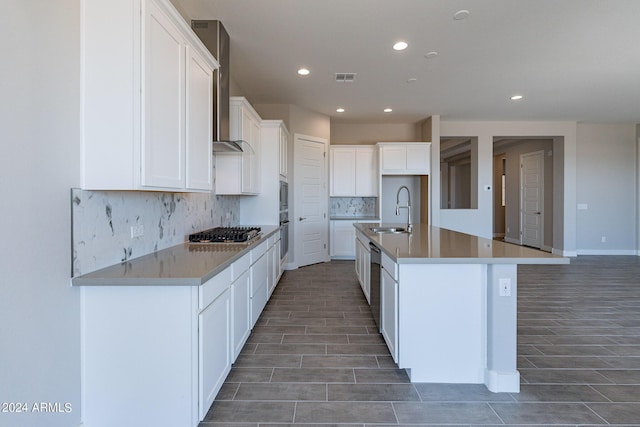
(188, 226), (261, 243)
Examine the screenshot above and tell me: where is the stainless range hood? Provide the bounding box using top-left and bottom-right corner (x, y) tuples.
(191, 20), (244, 153)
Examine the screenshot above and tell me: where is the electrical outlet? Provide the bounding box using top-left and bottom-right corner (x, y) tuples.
(601, 236), (606, 243)
(130, 225), (144, 238)
(499, 278), (511, 297)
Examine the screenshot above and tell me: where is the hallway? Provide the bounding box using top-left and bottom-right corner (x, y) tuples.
(201, 257), (640, 426)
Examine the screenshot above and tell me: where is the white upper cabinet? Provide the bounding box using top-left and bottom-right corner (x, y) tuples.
(216, 97), (262, 195)
(355, 146), (378, 196)
(81, 0), (216, 192)
(143, 1), (186, 189)
(330, 148), (356, 196)
(186, 48), (214, 190)
(279, 125), (289, 181)
(240, 120), (288, 224)
(378, 142), (431, 175)
(330, 145), (378, 197)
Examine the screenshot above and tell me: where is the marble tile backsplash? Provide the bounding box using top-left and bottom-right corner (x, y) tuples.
(330, 197), (377, 218)
(71, 189), (239, 276)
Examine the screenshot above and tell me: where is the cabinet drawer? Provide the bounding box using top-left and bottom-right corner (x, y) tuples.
(268, 230), (280, 247)
(250, 240), (268, 263)
(355, 230), (370, 249)
(200, 266), (232, 311)
(250, 281), (268, 328)
(250, 253), (268, 296)
(232, 253), (251, 281)
(381, 252), (398, 281)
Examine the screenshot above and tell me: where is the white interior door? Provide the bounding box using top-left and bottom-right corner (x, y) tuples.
(520, 151), (544, 248)
(294, 134), (328, 268)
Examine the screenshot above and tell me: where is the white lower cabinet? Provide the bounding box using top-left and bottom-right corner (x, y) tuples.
(198, 287), (231, 420)
(381, 261), (399, 363)
(80, 232), (285, 427)
(250, 252), (269, 328)
(355, 233), (371, 303)
(231, 268), (251, 360)
(330, 220), (357, 259)
(267, 232), (282, 296)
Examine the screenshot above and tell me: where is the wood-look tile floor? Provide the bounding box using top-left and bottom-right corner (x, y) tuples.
(200, 256), (640, 426)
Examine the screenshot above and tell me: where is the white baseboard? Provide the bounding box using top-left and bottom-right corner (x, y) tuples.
(553, 248), (578, 257)
(484, 369), (520, 393)
(504, 237), (520, 245)
(576, 249), (638, 256)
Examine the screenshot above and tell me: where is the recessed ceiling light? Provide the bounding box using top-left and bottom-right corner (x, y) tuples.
(393, 41), (408, 51)
(297, 68), (310, 76)
(336, 108), (345, 113)
(510, 94), (523, 101)
(453, 9), (470, 20)
(383, 108), (393, 113)
(425, 51), (438, 59)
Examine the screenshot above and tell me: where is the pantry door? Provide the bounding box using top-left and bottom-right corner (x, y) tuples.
(294, 134), (329, 268)
(520, 150), (544, 248)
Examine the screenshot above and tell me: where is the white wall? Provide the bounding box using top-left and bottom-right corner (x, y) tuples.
(576, 123), (637, 254)
(439, 121), (577, 255)
(0, 1), (81, 426)
(637, 124), (640, 254)
(331, 122), (420, 145)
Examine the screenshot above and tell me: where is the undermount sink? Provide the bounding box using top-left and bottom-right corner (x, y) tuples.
(370, 226), (408, 234)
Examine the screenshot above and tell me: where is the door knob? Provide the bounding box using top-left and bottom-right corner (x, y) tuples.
(299, 217), (306, 221)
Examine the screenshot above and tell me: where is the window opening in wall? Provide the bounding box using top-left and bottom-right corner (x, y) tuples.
(440, 137), (478, 209)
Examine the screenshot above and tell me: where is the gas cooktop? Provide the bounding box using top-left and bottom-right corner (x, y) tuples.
(188, 226), (262, 243)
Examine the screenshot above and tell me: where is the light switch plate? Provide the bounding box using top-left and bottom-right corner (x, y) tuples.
(131, 225), (144, 238)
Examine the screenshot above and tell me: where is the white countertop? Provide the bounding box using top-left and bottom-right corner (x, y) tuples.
(355, 223), (569, 265)
(72, 225), (280, 286)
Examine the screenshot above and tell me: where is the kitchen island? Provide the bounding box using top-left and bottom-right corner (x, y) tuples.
(72, 226), (281, 427)
(354, 223), (568, 393)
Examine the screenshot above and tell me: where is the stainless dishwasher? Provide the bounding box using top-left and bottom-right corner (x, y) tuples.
(369, 242), (381, 332)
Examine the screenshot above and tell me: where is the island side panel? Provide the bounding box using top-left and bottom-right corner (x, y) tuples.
(81, 285), (199, 427)
(485, 263), (520, 392)
(398, 263), (486, 384)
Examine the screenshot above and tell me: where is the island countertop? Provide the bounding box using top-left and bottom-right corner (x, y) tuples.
(72, 225), (280, 286)
(355, 223), (569, 265)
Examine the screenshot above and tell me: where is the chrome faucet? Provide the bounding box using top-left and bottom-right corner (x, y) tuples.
(395, 185), (412, 232)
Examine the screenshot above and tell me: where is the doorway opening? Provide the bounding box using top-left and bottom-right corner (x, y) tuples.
(493, 137), (560, 253)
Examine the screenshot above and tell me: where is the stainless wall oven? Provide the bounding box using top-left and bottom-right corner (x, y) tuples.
(279, 181), (288, 212)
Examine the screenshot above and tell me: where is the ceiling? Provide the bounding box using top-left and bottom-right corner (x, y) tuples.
(175, 0), (640, 124)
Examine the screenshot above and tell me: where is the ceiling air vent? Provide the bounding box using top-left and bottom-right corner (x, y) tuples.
(335, 73), (357, 83)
